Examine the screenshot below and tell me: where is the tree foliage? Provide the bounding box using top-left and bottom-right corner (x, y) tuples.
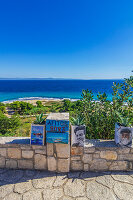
(9, 101), (33, 114)
(0, 113), (21, 135)
(79, 75), (133, 139)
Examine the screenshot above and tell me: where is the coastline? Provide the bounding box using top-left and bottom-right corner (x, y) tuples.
(2, 96), (80, 104)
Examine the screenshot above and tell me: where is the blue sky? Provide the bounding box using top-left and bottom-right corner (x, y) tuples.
(0, 0), (133, 79)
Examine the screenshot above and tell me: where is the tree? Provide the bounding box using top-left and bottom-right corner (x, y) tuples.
(9, 101), (33, 114)
(62, 99), (72, 111)
(36, 101), (43, 108)
(0, 113), (21, 135)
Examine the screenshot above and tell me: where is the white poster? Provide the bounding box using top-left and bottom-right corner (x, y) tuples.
(71, 125), (86, 147)
(115, 123), (133, 147)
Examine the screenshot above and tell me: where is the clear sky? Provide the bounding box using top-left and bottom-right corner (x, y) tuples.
(0, 0), (133, 79)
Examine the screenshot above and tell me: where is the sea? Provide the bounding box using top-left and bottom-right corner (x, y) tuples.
(0, 79), (123, 102)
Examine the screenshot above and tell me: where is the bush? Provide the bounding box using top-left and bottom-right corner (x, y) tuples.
(36, 101), (43, 107)
(0, 113), (21, 135)
(9, 101), (33, 114)
(80, 75), (133, 139)
(62, 99), (83, 112)
(0, 102), (6, 113)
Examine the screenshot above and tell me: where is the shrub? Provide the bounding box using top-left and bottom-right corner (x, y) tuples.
(0, 113), (21, 135)
(80, 75), (133, 139)
(9, 101), (33, 114)
(36, 101), (43, 107)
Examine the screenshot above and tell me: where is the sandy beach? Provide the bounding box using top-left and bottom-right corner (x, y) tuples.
(2, 97), (79, 105)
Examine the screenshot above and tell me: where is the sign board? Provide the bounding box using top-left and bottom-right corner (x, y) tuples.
(46, 113), (69, 144)
(30, 124), (45, 145)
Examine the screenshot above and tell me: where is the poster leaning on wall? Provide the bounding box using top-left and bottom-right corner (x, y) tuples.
(46, 113), (69, 144)
(30, 124), (45, 145)
(71, 125), (86, 147)
(115, 123), (133, 147)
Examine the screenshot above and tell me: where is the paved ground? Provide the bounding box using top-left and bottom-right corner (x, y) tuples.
(1, 169), (133, 200)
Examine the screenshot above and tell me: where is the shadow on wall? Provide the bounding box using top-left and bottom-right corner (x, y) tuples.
(5, 138), (118, 147)
(85, 139), (117, 147)
(6, 139), (30, 144)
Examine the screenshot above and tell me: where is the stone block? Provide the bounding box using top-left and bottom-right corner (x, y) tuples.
(55, 143), (70, 158)
(84, 164), (89, 171)
(22, 150), (34, 159)
(18, 160), (33, 169)
(117, 147), (130, 154)
(118, 154), (133, 161)
(0, 157), (5, 168)
(93, 153), (100, 159)
(71, 147), (83, 156)
(90, 159), (109, 171)
(130, 148), (133, 153)
(109, 161), (128, 170)
(35, 149), (46, 155)
(6, 159), (17, 168)
(57, 158), (70, 172)
(71, 160), (83, 171)
(47, 157), (57, 171)
(47, 143), (54, 156)
(100, 151), (117, 160)
(84, 147), (95, 153)
(71, 156), (81, 161)
(32, 145), (45, 150)
(8, 148), (21, 159)
(34, 154), (47, 170)
(82, 154), (92, 163)
(21, 145), (32, 150)
(46, 112), (69, 120)
(0, 148), (6, 157)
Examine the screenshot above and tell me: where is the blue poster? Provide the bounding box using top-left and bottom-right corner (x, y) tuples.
(46, 119), (69, 144)
(31, 125), (45, 145)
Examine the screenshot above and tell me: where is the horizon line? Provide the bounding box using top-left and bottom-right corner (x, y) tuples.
(0, 77), (124, 80)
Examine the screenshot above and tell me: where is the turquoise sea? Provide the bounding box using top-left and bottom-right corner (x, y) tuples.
(0, 79), (123, 102)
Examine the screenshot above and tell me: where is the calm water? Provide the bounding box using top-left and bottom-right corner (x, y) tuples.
(0, 79), (123, 102)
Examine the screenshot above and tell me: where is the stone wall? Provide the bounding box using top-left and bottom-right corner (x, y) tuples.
(0, 143), (47, 171)
(0, 140), (133, 172)
(71, 146), (132, 171)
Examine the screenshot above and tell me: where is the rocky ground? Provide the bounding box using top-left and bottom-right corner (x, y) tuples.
(0, 169), (133, 200)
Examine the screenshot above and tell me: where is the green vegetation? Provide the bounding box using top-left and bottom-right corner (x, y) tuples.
(0, 113), (21, 135)
(9, 101), (33, 114)
(0, 74), (132, 139)
(34, 113), (46, 124)
(115, 111), (132, 127)
(80, 75), (133, 139)
(36, 100), (43, 108)
(0, 102), (6, 113)
(70, 114), (85, 126)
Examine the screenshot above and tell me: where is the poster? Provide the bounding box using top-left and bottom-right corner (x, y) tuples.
(46, 119), (69, 143)
(30, 124), (45, 145)
(71, 125), (86, 147)
(115, 123), (133, 147)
